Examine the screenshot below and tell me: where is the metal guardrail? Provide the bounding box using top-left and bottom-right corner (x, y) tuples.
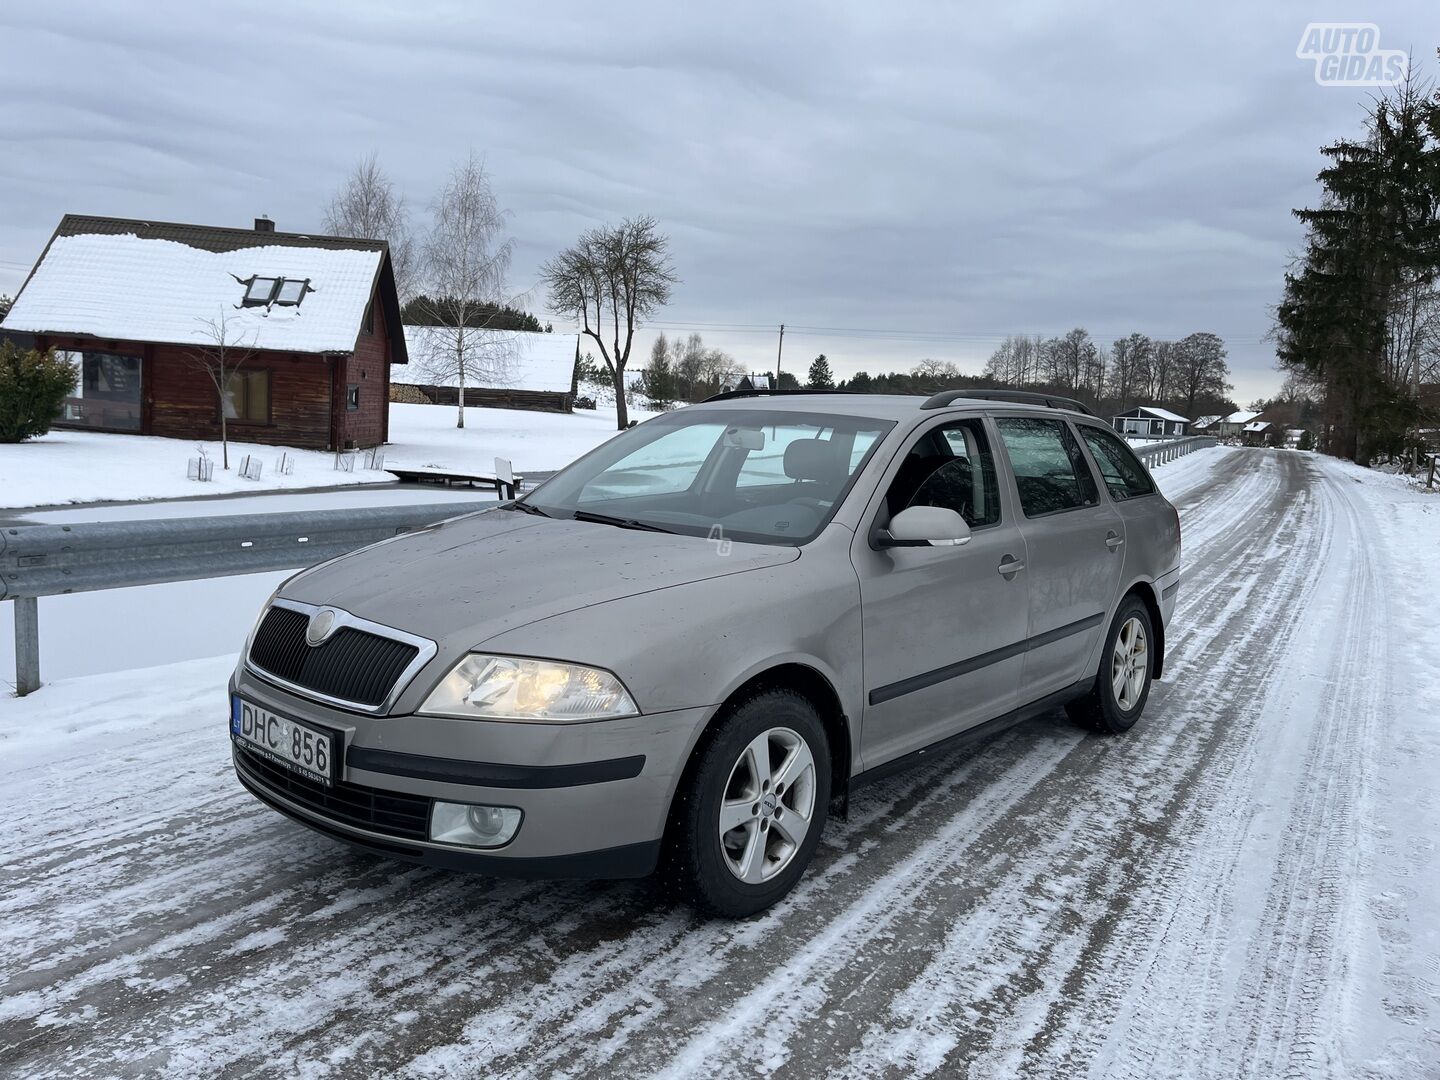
(1131, 436), (1217, 466)
(2, 500), (494, 696)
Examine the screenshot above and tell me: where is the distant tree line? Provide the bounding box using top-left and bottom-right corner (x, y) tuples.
(814, 329), (1236, 421)
(1275, 65), (1440, 466)
(399, 296), (545, 332)
(631, 332), (743, 407)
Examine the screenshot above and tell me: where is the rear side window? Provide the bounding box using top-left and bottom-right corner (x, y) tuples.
(995, 417), (1099, 517)
(1078, 425), (1156, 501)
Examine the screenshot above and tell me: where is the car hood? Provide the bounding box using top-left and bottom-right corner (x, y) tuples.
(279, 508), (800, 648)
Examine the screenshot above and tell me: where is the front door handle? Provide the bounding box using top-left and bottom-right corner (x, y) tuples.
(998, 556), (1025, 576)
(1105, 531), (1124, 550)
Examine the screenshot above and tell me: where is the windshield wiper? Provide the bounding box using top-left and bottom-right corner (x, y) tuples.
(570, 510), (675, 533)
(505, 501), (552, 517)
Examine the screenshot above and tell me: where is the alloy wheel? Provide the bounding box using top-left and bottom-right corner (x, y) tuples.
(1111, 616), (1149, 710)
(718, 727), (817, 884)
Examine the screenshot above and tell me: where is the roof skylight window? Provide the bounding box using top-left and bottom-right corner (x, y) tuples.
(237, 275), (311, 308)
(244, 277), (279, 304)
(275, 278), (309, 305)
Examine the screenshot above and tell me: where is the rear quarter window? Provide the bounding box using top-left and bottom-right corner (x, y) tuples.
(1078, 425), (1156, 500)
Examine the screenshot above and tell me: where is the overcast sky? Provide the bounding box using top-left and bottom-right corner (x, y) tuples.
(1, 2), (1435, 404)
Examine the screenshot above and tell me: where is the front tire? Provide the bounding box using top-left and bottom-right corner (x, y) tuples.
(673, 689), (831, 917)
(1066, 596), (1154, 734)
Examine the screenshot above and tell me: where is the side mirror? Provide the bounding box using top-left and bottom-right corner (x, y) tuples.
(877, 505), (973, 549)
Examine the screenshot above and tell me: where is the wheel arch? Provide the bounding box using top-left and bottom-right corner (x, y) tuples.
(1126, 580), (1165, 680)
(659, 661), (851, 861)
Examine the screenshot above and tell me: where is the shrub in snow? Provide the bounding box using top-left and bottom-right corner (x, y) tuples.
(0, 342), (77, 443)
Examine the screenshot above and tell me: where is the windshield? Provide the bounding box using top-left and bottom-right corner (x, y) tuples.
(521, 408), (895, 545)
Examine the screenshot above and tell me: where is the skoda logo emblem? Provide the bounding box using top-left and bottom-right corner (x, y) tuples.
(306, 607), (340, 646)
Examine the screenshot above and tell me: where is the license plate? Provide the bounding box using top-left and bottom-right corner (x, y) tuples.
(231, 696), (338, 786)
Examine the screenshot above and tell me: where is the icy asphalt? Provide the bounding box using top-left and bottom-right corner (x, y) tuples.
(1, 448), (1437, 1078)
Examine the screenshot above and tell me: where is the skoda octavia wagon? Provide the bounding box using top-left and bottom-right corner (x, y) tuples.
(231, 390), (1180, 916)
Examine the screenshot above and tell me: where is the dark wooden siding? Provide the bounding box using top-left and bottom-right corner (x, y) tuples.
(43, 333), (338, 449)
(337, 287), (390, 449)
(389, 384), (572, 413)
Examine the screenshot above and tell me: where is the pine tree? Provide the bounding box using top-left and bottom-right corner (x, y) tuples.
(1276, 75), (1440, 464)
(806, 354), (835, 389)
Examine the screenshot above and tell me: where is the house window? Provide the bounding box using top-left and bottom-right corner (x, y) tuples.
(244, 277), (279, 305)
(275, 278), (309, 305)
(346, 384), (360, 411)
(240, 276), (310, 307)
(224, 369), (271, 424)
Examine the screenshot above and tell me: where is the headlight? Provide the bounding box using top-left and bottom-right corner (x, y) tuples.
(418, 655), (638, 722)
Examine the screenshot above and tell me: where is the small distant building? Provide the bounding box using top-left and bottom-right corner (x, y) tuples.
(722, 373), (773, 393)
(1191, 414), (1222, 433)
(1, 214), (405, 449)
(1242, 420), (1274, 446)
(1203, 410), (1260, 438)
(1111, 406), (1189, 438)
(391, 327), (577, 412)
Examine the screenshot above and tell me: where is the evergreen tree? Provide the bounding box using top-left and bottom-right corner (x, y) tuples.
(0, 343), (77, 443)
(806, 354), (835, 389)
(1276, 75), (1440, 464)
(776, 370), (800, 391)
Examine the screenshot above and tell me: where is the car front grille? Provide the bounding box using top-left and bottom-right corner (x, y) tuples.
(248, 605), (420, 709)
(234, 743), (432, 841)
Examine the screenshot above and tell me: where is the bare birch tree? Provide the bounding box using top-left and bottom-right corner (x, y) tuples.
(185, 311), (256, 471)
(418, 153), (515, 429)
(541, 215), (678, 429)
(322, 153), (415, 302)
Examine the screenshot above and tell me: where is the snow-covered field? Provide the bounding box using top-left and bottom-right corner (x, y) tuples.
(0, 402), (638, 509)
(1, 447), (1438, 1077)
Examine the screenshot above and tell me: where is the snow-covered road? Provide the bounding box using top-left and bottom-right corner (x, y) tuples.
(2, 449), (1437, 1078)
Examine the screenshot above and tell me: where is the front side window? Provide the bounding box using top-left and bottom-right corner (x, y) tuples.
(223, 369), (270, 423)
(525, 408), (895, 545)
(346, 384), (360, 411)
(883, 418), (1000, 528)
(995, 416), (1099, 517)
(1079, 425), (1155, 501)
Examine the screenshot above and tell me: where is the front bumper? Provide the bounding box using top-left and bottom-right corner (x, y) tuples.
(229, 666), (712, 878)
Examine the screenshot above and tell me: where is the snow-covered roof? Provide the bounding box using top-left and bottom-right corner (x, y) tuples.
(1124, 405), (1189, 423)
(4, 217), (388, 355)
(1244, 421), (1272, 432)
(394, 327), (576, 394)
(1225, 410), (1261, 424)
(1192, 415), (1221, 428)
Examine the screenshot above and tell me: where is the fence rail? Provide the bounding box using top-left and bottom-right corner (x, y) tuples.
(2, 500), (495, 696)
(1131, 436), (1217, 466)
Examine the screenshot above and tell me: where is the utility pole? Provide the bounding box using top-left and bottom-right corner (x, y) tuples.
(775, 323), (785, 384)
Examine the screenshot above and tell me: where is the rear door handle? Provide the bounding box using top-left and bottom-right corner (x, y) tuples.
(998, 556), (1025, 576)
(1105, 531), (1124, 550)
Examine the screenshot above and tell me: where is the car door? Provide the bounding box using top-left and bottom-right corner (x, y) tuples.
(853, 416), (1029, 769)
(992, 414), (1126, 702)
(1074, 422), (1178, 589)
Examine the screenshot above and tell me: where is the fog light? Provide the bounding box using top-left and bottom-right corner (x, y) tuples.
(430, 801), (522, 848)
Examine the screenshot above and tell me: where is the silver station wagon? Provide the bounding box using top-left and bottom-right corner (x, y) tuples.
(231, 390), (1181, 916)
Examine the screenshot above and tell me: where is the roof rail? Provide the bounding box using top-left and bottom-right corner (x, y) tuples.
(701, 388), (856, 403)
(920, 389), (1096, 416)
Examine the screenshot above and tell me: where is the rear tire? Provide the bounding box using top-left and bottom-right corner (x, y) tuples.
(672, 689), (831, 918)
(1066, 595), (1154, 734)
